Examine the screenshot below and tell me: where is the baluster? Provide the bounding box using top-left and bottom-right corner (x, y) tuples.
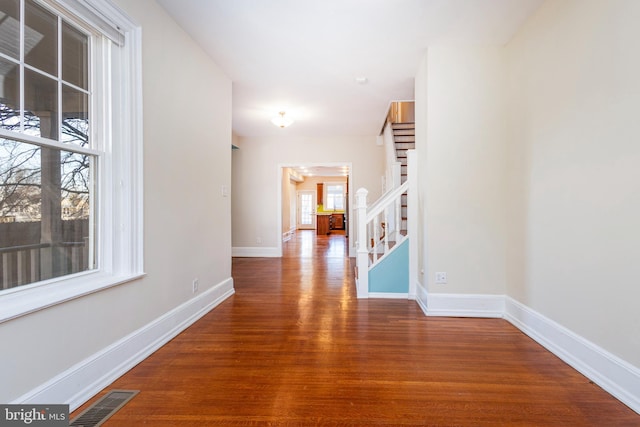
(2, 253), (10, 289)
(72, 246), (80, 273)
(31, 248), (39, 283)
(383, 208), (390, 254)
(396, 193), (402, 240)
(17, 249), (25, 286)
(372, 216), (379, 263)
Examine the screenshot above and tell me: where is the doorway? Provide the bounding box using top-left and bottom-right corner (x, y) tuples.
(297, 190), (316, 230)
(278, 163), (353, 257)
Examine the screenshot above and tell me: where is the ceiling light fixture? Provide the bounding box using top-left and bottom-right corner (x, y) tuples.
(271, 111), (293, 128)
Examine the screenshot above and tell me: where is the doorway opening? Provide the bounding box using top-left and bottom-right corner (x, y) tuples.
(278, 163), (353, 257)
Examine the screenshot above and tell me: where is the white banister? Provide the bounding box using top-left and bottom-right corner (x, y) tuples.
(355, 150), (415, 299)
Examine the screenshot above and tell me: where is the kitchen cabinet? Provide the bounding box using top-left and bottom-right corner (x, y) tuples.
(317, 214), (330, 235)
(316, 183), (323, 206)
(330, 213), (344, 230)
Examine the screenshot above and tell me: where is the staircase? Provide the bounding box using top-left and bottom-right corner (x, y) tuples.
(392, 122), (414, 236)
(355, 150), (417, 299)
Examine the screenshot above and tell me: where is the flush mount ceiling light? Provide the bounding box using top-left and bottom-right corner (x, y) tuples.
(271, 111), (293, 128)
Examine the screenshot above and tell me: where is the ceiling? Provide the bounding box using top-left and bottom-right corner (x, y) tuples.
(156, 0), (544, 140)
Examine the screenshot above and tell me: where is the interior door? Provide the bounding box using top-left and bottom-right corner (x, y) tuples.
(297, 190), (316, 230)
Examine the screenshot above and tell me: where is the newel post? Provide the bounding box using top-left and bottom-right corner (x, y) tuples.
(355, 188), (369, 298)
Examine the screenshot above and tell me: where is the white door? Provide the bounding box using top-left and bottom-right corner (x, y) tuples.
(297, 190), (316, 230)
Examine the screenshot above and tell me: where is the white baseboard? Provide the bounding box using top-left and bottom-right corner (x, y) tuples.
(415, 282), (428, 315)
(414, 289), (640, 414)
(232, 246), (280, 257)
(13, 277), (235, 411)
(368, 292), (409, 299)
(282, 228), (296, 242)
(422, 291), (504, 318)
(504, 297), (640, 415)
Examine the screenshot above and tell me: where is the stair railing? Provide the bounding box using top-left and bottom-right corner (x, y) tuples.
(355, 150), (416, 298)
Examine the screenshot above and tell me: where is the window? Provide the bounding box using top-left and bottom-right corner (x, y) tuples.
(0, 0), (143, 322)
(325, 184), (344, 210)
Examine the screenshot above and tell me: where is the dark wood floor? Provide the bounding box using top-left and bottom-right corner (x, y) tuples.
(73, 230), (639, 426)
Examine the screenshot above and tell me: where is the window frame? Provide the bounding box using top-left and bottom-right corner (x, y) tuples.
(324, 182), (345, 211)
(0, 0), (144, 323)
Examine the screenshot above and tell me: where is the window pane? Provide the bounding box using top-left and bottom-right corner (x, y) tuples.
(0, 0), (20, 59)
(0, 138), (41, 222)
(300, 193), (312, 225)
(24, 68), (58, 139)
(0, 138), (93, 289)
(25, 0), (57, 76)
(62, 21), (88, 90)
(0, 56), (19, 132)
(326, 184), (344, 210)
(62, 84), (89, 146)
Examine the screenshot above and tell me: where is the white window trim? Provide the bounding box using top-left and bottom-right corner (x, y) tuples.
(324, 182), (345, 210)
(0, 0), (144, 323)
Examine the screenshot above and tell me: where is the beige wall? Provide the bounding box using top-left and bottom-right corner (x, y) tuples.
(420, 47), (508, 296)
(415, 0), (640, 372)
(505, 0), (640, 366)
(232, 136), (384, 251)
(0, 0), (232, 403)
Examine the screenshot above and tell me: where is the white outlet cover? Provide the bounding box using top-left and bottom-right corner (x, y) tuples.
(435, 272), (447, 284)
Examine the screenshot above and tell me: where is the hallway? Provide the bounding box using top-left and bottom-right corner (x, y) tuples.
(73, 231), (639, 426)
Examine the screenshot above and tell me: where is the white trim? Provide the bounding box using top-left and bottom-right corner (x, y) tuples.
(368, 292), (409, 299)
(12, 277), (234, 411)
(415, 289), (640, 414)
(282, 227), (296, 242)
(504, 297), (640, 414)
(422, 291), (504, 318)
(232, 247), (280, 258)
(0, 272), (144, 323)
(54, 0), (128, 45)
(407, 150), (418, 299)
(415, 281), (429, 315)
(277, 162), (355, 259)
(0, 4), (143, 321)
(0, 129), (102, 156)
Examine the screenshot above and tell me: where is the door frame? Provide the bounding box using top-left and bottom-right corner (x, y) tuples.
(297, 190), (316, 230)
(277, 162), (353, 257)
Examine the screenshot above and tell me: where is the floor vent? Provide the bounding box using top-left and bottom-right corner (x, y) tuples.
(70, 390), (139, 427)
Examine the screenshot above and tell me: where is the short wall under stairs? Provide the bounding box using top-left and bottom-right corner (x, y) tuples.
(368, 238), (409, 297)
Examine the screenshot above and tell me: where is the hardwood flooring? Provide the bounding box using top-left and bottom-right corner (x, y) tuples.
(73, 230), (639, 426)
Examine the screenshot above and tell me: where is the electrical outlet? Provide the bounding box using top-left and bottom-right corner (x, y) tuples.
(256, 237), (262, 244)
(435, 272), (447, 284)
(192, 278), (199, 293)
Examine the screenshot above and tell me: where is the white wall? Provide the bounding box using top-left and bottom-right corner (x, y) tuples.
(232, 135), (384, 253)
(0, 0), (232, 404)
(421, 47), (509, 296)
(506, 0), (640, 367)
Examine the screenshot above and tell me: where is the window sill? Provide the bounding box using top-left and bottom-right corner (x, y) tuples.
(0, 271), (146, 324)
